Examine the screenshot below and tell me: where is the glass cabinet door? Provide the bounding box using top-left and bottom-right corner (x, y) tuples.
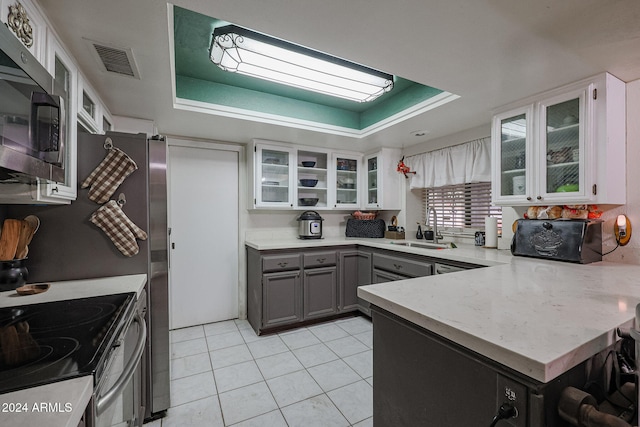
(334, 155), (360, 208)
(495, 107), (531, 201)
(37, 38), (78, 202)
(539, 90), (586, 201)
(366, 155), (379, 207)
(256, 146), (293, 207)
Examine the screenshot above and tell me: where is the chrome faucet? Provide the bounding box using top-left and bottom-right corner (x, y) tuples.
(425, 207), (441, 243)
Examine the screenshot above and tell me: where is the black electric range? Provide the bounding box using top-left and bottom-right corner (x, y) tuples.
(0, 292), (136, 394)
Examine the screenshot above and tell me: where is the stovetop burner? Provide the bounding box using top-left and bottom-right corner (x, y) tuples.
(0, 293), (135, 394)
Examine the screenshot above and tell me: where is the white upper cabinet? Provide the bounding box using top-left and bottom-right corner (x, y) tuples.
(0, 0), (47, 63)
(252, 143), (295, 208)
(0, 0), (113, 204)
(35, 32), (77, 203)
(296, 149), (329, 209)
(492, 73), (625, 206)
(77, 74), (113, 135)
(332, 153), (361, 209)
(364, 148), (402, 210)
(250, 139), (371, 210)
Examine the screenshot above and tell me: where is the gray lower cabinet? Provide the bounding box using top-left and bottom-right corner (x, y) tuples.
(247, 245), (478, 334)
(371, 252), (433, 285)
(338, 250), (372, 314)
(263, 270), (302, 328)
(247, 246), (343, 334)
(303, 266), (337, 319)
(372, 268), (407, 283)
(371, 306), (591, 426)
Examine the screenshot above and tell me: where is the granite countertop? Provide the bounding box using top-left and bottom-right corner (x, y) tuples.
(0, 274), (147, 427)
(246, 236), (640, 383)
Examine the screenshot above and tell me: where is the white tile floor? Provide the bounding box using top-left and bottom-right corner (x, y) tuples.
(145, 316), (373, 427)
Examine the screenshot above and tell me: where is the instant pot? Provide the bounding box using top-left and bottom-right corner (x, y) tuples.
(297, 211), (323, 239)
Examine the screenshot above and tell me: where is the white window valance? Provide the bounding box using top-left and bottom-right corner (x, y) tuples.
(404, 137), (491, 189)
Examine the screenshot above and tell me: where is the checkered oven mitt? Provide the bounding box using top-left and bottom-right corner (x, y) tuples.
(82, 147), (138, 204)
(90, 200), (147, 257)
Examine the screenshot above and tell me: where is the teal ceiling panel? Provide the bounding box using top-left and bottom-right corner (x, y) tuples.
(172, 5), (456, 133)
(177, 76), (361, 128)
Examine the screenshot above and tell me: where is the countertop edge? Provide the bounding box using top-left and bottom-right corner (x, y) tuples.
(245, 237), (511, 267)
(359, 286), (629, 383)
(0, 274), (148, 308)
(0, 376), (93, 427)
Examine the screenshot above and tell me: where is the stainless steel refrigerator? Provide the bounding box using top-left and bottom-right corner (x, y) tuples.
(6, 131), (171, 420)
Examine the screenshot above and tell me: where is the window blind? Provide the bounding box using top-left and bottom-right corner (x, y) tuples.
(422, 182), (502, 229)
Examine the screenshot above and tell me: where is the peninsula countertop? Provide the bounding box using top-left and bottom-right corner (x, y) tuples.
(0, 274), (147, 427)
(246, 236), (640, 383)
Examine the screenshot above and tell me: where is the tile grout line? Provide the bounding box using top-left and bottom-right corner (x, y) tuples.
(168, 318), (373, 426)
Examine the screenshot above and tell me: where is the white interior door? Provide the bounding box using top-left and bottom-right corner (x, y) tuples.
(168, 144), (239, 329)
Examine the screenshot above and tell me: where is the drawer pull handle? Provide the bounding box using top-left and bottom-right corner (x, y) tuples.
(278, 262), (288, 267)
(317, 257), (326, 263)
(393, 263), (403, 270)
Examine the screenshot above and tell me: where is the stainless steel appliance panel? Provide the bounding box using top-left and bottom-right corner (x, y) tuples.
(89, 292), (147, 427)
(146, 136), (170, 417)
(0, 23), (65, 182)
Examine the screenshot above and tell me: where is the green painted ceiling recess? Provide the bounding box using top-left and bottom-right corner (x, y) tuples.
(173, 6), (454, 133)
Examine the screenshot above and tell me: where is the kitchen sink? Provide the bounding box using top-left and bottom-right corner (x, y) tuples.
(386, 241), (454, 250)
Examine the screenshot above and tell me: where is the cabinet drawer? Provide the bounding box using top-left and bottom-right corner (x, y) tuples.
(262, 254), (301, 272)
(303, 251), (337, 268)
(372, 253), (432, 278)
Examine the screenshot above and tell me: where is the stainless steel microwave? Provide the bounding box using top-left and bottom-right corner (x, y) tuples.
(0, 23), (65, 182)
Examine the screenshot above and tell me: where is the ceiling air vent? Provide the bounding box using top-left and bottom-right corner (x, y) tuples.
(85, 38), (140, 79)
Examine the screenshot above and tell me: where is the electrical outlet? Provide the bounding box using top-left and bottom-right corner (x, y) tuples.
(496, 374), (527, 427)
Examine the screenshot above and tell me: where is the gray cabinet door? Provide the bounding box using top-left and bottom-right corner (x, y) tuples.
(339, 250), (372, 312)
(303, 266), (337, 319)
(263, 270), (302, 327)
(372, 268), (405, 283)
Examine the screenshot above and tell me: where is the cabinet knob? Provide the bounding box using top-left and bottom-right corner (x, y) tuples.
(526, 197), (532, 201)
(278, 262), (288, 267)
(536, 196), (542, 200)
(52, 186), (59, 193)
(393, 263), (403, 270)
(317, 258), (325, 263)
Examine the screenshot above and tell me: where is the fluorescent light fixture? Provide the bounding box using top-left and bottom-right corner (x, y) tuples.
(209, 25), (394, 102)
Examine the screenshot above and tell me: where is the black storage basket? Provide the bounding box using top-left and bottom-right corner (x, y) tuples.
(345, 219), (385, 238)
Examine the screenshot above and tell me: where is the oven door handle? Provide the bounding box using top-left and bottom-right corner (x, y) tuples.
(96, 313), (147, 416)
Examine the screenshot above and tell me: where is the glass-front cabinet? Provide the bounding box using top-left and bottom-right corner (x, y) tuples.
(493, 107), (532, 203)
(492, 73), (626, 206)
(36, 36), (78, 203)
(251, 140), (364, 210)
(366, 155), (379, 206)
(254, 145), (294, 207)
(333, 154), (360, 208)
(251, 140), (401, 210)
(296, 150), (328, 209)
(364, 148), (401, 210)
(538, 90), (585, 202)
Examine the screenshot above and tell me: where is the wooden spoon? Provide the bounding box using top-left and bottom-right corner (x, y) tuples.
(16, 216), (40, 260)
(0, 219), (23, 261)
(14, 220), (30, 260)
